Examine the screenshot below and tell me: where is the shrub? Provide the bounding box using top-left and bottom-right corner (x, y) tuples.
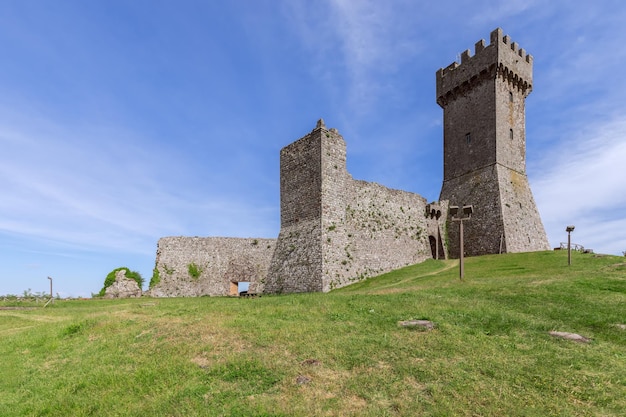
(149, 267), (160, 289)
(188, 263), (202, 279)
(97, 267), (144, 297)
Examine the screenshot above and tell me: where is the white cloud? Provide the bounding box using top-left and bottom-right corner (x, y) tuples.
(534, 117), (626, 255)
(0, 113), (278, 257)
(285, 0), (424, 117)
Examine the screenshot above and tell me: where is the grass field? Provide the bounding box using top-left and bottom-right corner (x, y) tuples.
(1, 250), (624, 416)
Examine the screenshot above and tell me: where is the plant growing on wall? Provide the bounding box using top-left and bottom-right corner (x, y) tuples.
(188, 262), (202, 279)
(149, 267), (160, 289)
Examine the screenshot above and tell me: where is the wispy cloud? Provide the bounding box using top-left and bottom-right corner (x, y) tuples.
(0, 111), (278, 257)
(533, 116), (626, 255)
(285, 0), (425, 117)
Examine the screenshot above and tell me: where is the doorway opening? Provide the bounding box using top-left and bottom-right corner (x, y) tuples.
(229, 281), (250, 296)
(429, 231), (445, 260)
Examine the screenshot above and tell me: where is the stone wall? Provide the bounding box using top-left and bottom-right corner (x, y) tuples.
(440, 164), (549, 257)
(321, 179), (446, 291)
(263, 121), (447, 293)
(148, 237), (276, 297)
(150, 122), (446, 297)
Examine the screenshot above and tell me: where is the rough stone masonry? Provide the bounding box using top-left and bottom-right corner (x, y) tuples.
(148, 28), (549, 297)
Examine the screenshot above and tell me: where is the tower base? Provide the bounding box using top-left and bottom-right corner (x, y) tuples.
(440, 163), (550, 258)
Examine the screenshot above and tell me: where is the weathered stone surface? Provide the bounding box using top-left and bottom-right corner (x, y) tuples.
(263, 124), (447, 294)
(104, 269), (142, 299)
(398, 320), (435, 330)
(549, 331), (591, 343)
(296, 375), (311, 385)
(148, 237), (275, 297)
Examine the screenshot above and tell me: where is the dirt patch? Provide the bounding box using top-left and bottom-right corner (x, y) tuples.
(191, 354), (211, 369)
(301, 359), (321, 366)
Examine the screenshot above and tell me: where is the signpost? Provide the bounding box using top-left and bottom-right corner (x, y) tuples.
(450, 205), (474, 280)
(566, 225), (575, 266)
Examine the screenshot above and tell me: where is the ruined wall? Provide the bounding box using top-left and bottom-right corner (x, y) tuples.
(264, 121), (446, 294)
(148, 237), (275, 297)
(263, 123), (329, 293)
(321, 180), (447, 291)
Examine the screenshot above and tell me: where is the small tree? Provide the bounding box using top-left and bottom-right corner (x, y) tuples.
(98, 267), (144, 297)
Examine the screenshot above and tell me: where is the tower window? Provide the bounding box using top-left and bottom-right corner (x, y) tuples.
(509, 129), (513, 140)
(465, 132), (471, 144)
(509, 91), (513, 102)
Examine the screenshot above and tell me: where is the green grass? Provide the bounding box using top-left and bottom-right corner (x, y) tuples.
(1, 250), (624, 416)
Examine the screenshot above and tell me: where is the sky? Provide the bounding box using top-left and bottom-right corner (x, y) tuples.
(1, 0), (625, 297)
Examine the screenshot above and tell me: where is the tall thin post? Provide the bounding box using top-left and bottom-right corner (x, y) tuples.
(450, 205), (473, 281)
(459, 219), (465, 280)
(567, 231), (571, 266)
(566, 225), (575, 266)
(48, 276), (53, 299)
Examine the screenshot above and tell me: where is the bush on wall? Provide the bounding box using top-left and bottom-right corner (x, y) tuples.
(97, 267), (144, 297)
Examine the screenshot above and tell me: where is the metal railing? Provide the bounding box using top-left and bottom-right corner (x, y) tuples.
(559, 242), (584, 252)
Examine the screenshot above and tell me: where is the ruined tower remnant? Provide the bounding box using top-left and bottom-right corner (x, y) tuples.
(263, 119), (445, 294)
(437, 28), (550, 257)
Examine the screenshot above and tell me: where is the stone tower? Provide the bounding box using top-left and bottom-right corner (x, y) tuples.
(263, 119), (442, 294)
(264, 119), (350, 293)
(437, 28), (550, 257)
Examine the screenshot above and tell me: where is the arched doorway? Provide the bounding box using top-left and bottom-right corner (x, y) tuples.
(429, 235), (438, 259)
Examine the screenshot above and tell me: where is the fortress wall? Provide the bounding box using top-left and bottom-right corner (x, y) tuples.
(440, 165), (505, 257)
(497, 166), (550, 252)
(149, 236), (276, 297)
(321, 179), (442, 291)
(262, 125), (327, 294)
(440, 164), (549, 257)
(264, 219), (323, 293)
(441, 79), (497, 181)
(263, 121), (447, 294)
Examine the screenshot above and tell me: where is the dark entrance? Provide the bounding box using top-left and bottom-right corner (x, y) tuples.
(429, 235), (438, 259)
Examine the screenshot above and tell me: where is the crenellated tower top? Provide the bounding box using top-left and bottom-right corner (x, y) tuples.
(436, 28), (533, 107)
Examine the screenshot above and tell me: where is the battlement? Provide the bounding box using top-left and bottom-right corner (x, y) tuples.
(436, 28), (533, 106)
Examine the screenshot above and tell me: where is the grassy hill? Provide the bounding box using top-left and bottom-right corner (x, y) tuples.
(1, 250), (624, 416)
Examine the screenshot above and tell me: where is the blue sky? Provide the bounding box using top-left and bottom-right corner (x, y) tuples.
(1, 1), (625, 297)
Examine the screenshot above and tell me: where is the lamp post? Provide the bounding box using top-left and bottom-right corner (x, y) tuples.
(566, 225), (575, 266)
(47, 276), (53, 300)
(450, 205), (474, 280)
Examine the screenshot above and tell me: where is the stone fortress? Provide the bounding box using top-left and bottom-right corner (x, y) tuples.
(147, 28), (550, 297)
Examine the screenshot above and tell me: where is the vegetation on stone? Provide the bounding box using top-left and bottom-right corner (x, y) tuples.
(97, 267), (144, 297)
(187, 262), (202, 279)
(149, 267), (160, 289)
